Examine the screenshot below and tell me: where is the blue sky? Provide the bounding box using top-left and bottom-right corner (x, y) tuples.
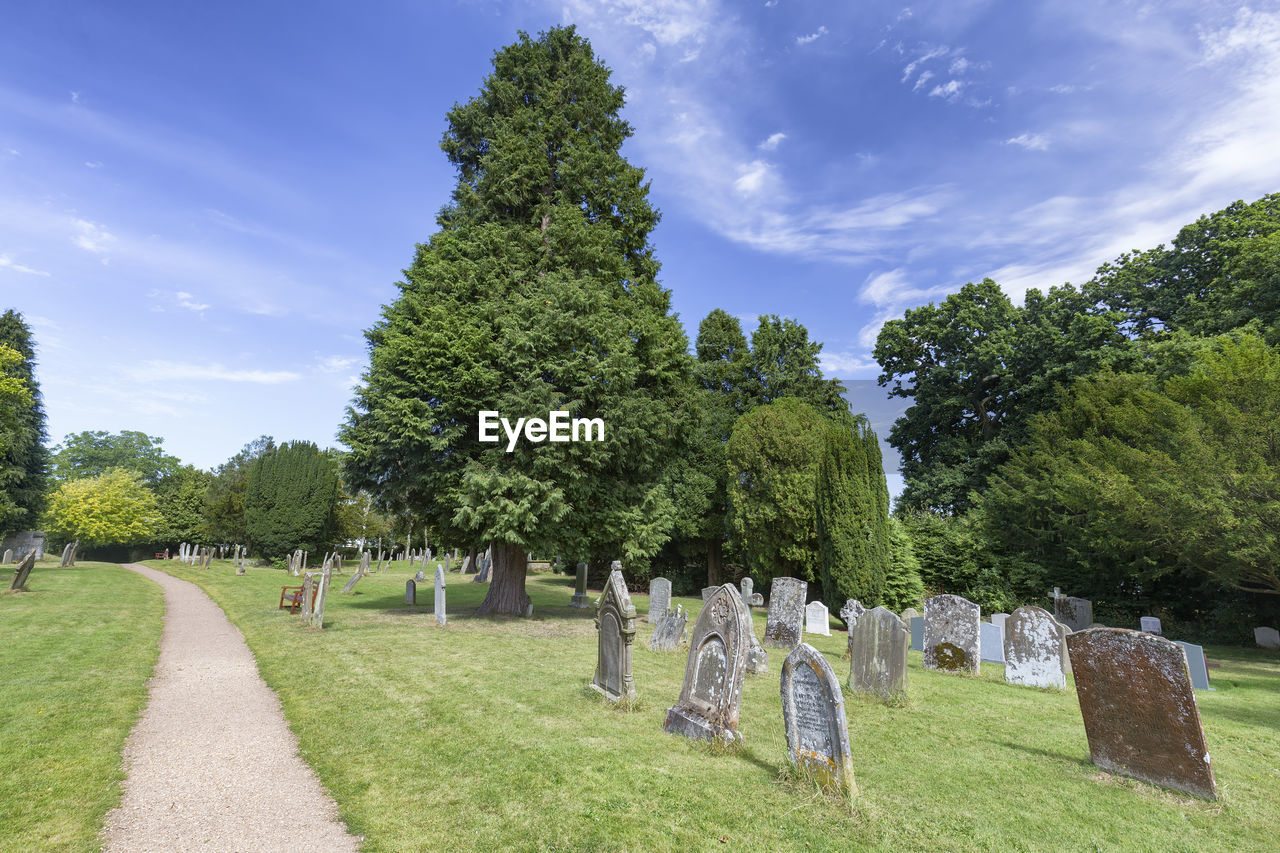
(3, 1), (1279, 492)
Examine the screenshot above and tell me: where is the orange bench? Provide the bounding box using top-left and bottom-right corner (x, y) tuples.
(280, 585), (304, 613)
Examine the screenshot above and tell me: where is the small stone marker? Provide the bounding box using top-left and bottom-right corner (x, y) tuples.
(1140, 616), (1162, 635)
(1003, 606), (1065, 689)
(2, 548), (12, 564)
(1255, 626), (1280, 649)
(805, 601), (831, 636)
(434, 566), (446, 626)
(980, 621), (1005, 664)
(570, 562), (590, 608)
(780, 643), (857, 795)
(649, 605), (688, 651)
(923, 594), (980, 674)
(414, 568), (425, 583)
(701, 586), (717, 602)
(1053, 590), (1093, 632)
(648, 577), (671, 622)
(1173, 640), (1212, 691)
(909, 616), (923, 652)
(664, 584), (751, 743)
(405, 579), (416, 606)
(750, 592), (763, 607)
(839, 599), (865, 627)
(847, 606), (908, 701)
(740, 576), (753, 603)
(764, 577), (807, 649)
(990, 613), (1009, 632)
(900, 607), (920, 624)
(1067, 628), (1217, 800)
(8, 551), (36, 591)
(592, 568), (638, 702)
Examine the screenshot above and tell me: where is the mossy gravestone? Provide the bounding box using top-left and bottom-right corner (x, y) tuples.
(764, 577), (806, 649)
(592, 568), (637, 702)
(664, 584), (751, 743)
(923, 594), (980, 675)
(1067, 628), (1217, 800)
(1003, 606), (1064, 690)
(847, 606), (908, 702)
(781, 643), (857, 795)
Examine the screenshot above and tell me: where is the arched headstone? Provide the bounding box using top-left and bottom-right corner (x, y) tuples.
(923, 594), (980, 674)
(781, 643), (857, 794)
(592, 568), (637, 702)
(664, 584), (751, 743)
(847, 606), (908, 701)
(1003, 606), (1064, 689)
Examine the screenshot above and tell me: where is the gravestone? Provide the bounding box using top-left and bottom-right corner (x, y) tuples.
(8, 551), (36, 591)
(1067, 628), (1217, 800)
(460, 555), (472, 574)
(2, 549), (12, 564)
(570, 562), (590, 608)
(990, 613), (1009, 632)
(805, 601), (831, 637)
(1055, 619), (1073, 674)
(740, 577), (753, 604)
(1003, 606), (1065, 689)
(591, 568), (638, 702)
(299, 574), (315, 625)
(359, 551), (370, 574)
(701, 586), (717, 602)
(1140, 616), (1162, 635)
(923, 594), (981, 674)
(747, 627), (769, 675)
(909, 616), (922, 652)
(1256, 626), (1280, 649)
(839, 599), (865, 627)
(980, 622), (1005, 664)
(472, 556), (490, 583)
(780, 643), (857, 794)
(309, 567), (331, 628)
(434, 566), (446, 626)
(405, 579), (416, 606)
(649, 605), (688, 651)
(59, 541), (73, 568)
(663, 584), (751, 743)
(443, 553), (450, 573)
(764, 577), (807, 649)
(1172, 640), (1212, 691)
(1053, 590), (1093, 632)
(900, 607), (920, 624)
(750, 592), (763, 607)
(414, 568), (425, 583)
(340, 570), (363, 594)
(847, 606), (908, 702)
(648, 577), (671, 623)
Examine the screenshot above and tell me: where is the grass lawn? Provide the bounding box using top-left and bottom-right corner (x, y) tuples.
(0, 560), (165, 852)
(145, 560), (1279, 852)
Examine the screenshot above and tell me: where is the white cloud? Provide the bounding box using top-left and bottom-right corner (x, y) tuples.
(901, 46), (947, 83)
(733, 160), (774, 195)
(928, 79), (964, 100)
(949, 57), (970, 74)
(758, 132), (787, 151)
(1005, 132), (1050, 150)
(127, 360), (301, 384)
(912, 70), (935, 91)
(0, 255), (50, 276)
(69, 90), (81, 104)
(317, 355), (360, 373)
(796, 26), (828, 46)
(819, 350), (879, 377)
(71, 218), (115, 253)
(85, 161), (103, 168)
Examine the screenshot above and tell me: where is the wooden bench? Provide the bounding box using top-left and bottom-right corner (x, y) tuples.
(280, 585), (304, 613)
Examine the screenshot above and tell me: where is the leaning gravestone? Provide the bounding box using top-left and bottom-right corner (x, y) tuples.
(434, 566), (446, 626)
(2, 549), (11, 564)
(308, 567), (332, 628)
(1003, 606), (1065, 689)
(8, 551), (36, 591)
(701, 586), (717, 602)
(839, 599), (865, 627)
(847, 606), (908, 702)
(1067, 628), (1217, 800)
(405, 579), (416, 606)
(649, 605), (688, 651)
(980, 622), (1005, 664)
(1173, 640), (1212, 691)
(592, 568), (638, 702)
(805, 601), (831, 637)
(764, 577), (807, 649)
(340, 569), (363, 594)
(780, 643), (857, 795)
(648, 577), (671, 623)
(1053, 591), (1093, 632)
(299, 574), (315, 625)
(570, 562), (591, 608)
(909, 616), (923, 652)
(923, 594), (981, 674)
(472, 556), (491, 583)
(1256, 626), (1280, 649)
(1140, 616), (1162, 635)
(460, 555), (472, 574)
(664, 584), (751, 743)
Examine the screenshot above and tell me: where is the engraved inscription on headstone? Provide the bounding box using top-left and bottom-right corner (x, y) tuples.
(764, 577), (807, 649)
(923, 594), (980, 674)
(649, 604), (688, 651)
(1003, 606), (1064, 689)
(847, 606), (908, 702)
(592, 568), (637, 702)
(780, 643), (857, 794)
(664, 584), (750, 743)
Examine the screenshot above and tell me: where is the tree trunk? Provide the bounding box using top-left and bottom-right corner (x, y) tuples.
(706, 538), (723, 586)
(467, 545), (480, 574)
(476, 541), (531, 616)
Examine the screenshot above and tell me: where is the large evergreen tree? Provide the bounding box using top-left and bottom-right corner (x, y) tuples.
(205, 435), (275, 547)
(243, 441), (339, 557)
(341, 27), (693, 615)
(0, 310), (49, 532)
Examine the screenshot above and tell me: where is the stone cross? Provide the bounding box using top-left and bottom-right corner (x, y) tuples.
(663, 584), (751, 743)
(1067, 628), (1217, 800)
(1003, 606), (1064, 689)
(434, 566), (446, 626)
(780, 643), (857, 795)
(591, 568), (638, 702)
(805, 601), (831, 636)
(763, 577), (807, 649)
(570, 562), (590, 608)
(923, 594), (981, 674)
(847, 606), (908, 702)
(739, 576), (753, 604)
(839, 599), (865, 627)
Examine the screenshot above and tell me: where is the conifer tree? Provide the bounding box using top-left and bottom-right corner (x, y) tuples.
(244, 441), (339, 557)
(0, 310), (48, 533)
(815, 415), (891, 613)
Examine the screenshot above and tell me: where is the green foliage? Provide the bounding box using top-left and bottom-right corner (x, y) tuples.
(154, 465), (214, 544)
(815, 414), (889, 612)
(726, 397), (827, 584)
(883, 516), (925, 611)
(897, 510), (1017, 613)
(243, 441), (339, 557)
(50, 430), (181, 487)
(43, 468), (163, 547)
(746, 315), (846, 411)
(0, 310), (49, 532)
(341, 27), (693, 612)
(204, 435), (275, 545)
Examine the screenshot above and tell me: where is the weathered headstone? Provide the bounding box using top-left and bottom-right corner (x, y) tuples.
(1053, 590), (1093, 632)
(909, 615), (923, 652)
(839, 599), (865, 627)
(1255, 626), (1280, 649)
(460, 555), (472, 574)
(443, 553), (450, 573)
(2, 549), (12, 564)
(570, 562), (590, 608)
(1067, 628), (1217, 800)
(780, 644), (857, 795)
(923, 594), (980, 674)
(299, 574), (315, 625)
(847, 606), (908, 702)
(309, 566), (331, 628)
(1003, 606), (1065, 689)
(805, 601), (831, 637)
(740, 576), (753, 604)
(414, 568), (425, 583)
(663, 584), (751, 743)
(900, 606), (920, 624)
(434, 566), (446, 626)
(1140, 616), (1162, 635)
(8, 551), (36, 591)
(340, 570), (362, 594)
(59, 541), (73, 568)
(592, 569), (638, 702)
(648, 577), (671, 622)
(764, 577), (806, 649)
(1055, 619), (1073, 675)
(990, 613), (1009, 632)
(649, 605), (688, 651)
(1172, 640), (1212, 691)
(747, 626), (769, 675)
(701, 586), (717, 602)
(405, 579), (416, 606)
(472, 556), (491, 583)
(980, 621), (1005, 664)
(750, 592), (763, 607)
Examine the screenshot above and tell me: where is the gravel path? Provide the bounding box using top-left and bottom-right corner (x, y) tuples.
(101, 564), (360, 852)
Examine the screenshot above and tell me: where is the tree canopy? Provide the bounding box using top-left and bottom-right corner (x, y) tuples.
(244, 441), (339, 557)
(51, 430), (181, 487)
(43, 468), (162, 547)
(0, 310), (48, 533)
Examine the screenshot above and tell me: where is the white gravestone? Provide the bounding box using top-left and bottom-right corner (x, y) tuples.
(805, 601), (831, 637)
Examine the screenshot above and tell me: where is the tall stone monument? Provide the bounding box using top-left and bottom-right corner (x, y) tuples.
(592, 568), (638, 702)
(847, 606), (908, 702)
(1003, 605), (1065, 689)
(923, 594), (981, 674)
(764, 577), (806, 649)
(664, 584), (751, 743)
(780, 643), (857, 795)
(570, 562), (590, 608)
(434, 565), (447, 626)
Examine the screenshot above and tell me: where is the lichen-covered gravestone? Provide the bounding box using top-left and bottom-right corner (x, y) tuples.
(980, 622), (1005, 664)
(1067, 628), (1217, 800)
(847, 606), (908, 702)
(648, 577), (671, 622)
(592, 568), (638, 702)
(750, 592), (763, 607)
(1140, 616), (1162, 635)
(805, 601), (831, 636)
(8, 551), (36, 591)
(923, 594), (980, 674)
(764, 577), (807, 649)
(1003, 606), (1064, 689)
(701, 586), (717, 602)
(434, 566), (447, 626)
(1054, 591), (1093, 632)
(1255, 626), (1280, 649)
(780, 643), (857, 795)
(664, 584), (751, 743)
(405, 579), (416, 606)
(649, 605), (687, 651)
(298, 574), (315, 625)
(839, 599), (865, 627)
(570, 562), (590, 608)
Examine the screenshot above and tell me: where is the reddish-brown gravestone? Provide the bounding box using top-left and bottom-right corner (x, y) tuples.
(1067, 628), (1217, 800)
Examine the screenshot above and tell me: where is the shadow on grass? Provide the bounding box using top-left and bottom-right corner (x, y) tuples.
(992, 738), (1093, 768)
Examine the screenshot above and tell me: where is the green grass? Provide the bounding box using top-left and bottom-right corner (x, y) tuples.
(148, 560), (1280, 852)
(0, 560), (164, 852)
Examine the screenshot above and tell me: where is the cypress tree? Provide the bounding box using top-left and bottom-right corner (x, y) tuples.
(0, 310), (49, 533)
(244, 441), (338, 557)
(816, 416), (892, 614)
